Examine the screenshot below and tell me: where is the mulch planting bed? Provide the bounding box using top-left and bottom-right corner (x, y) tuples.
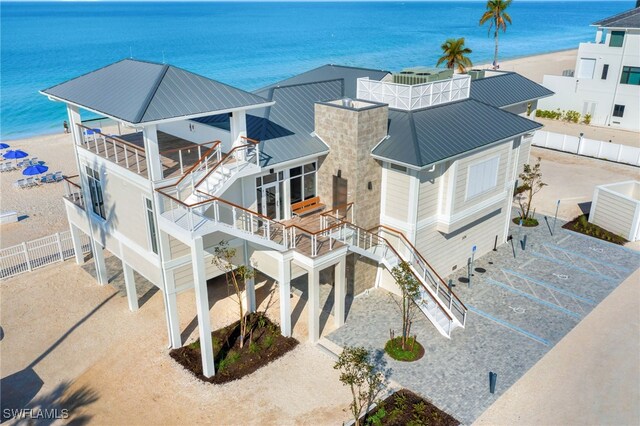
(170, 312), (298, 384)
(367, 389), (460, 426)
(562, 214), (627, 245)
(384, 337), (425, 362)
(512, 217), (539, 227)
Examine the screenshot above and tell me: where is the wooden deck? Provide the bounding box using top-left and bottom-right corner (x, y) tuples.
(80, 131), (211, 180)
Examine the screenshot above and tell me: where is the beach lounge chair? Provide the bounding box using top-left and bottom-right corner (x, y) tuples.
(14, 179), (27, 189)
(40, 173), (54, 183)
(53, 171), (63, 182)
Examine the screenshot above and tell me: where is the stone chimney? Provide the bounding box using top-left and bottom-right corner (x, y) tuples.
(314, 99), (388, 230)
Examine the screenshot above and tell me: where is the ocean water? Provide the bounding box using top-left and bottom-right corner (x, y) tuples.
(0, 1), (634, 140)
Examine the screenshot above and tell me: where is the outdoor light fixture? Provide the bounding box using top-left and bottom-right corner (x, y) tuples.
(337, 169), (342, 178)
(368, 181), (372, 190)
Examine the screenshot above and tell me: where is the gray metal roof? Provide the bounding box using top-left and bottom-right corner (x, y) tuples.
(470, 72), (554, 108)
(196, 79), (345, 167)
(255, 64), (390, 99)
(593, 7), (640, 29)
(42, 59), (270, 124)
(372, 99), (542, 168)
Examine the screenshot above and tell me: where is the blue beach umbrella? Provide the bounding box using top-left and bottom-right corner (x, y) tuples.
(3, 149), (28, 159)
(0, 143), (9, 149)
(22, 164), (48, 176)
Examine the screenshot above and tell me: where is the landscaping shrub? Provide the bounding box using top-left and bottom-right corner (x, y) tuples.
(583, 113), (592, 125)
(563, 110), (580, 123)
(562, 214), (627, 245)
(365, 389), (460, 426)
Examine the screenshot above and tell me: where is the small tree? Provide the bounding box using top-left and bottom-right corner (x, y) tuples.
(390, 261), (421, 350)
(334, 346), (385, 426)
(212, 241), (255, 349)
(517, 157), (546, 221)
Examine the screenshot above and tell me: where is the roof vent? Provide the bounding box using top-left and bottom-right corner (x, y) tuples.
(342, 98), (354, 108)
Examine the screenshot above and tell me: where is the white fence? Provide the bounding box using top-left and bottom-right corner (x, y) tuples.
(532, 130), (640, 166)
(0, 231), (92, 280)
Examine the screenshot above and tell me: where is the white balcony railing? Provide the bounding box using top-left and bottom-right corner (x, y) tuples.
(356, 74), (471, 110)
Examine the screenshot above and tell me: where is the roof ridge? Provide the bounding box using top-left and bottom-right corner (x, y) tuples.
(270, 78), (346, 91)
(407, 111), (422, 166)
(135, 64), (170, 123)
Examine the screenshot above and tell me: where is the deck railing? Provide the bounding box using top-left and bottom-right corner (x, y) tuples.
(320, 202), (355, 228)
(77, 124), (148, 178)
(63, 175), (84, 209)
(159, 140), (221, 177)
(373, 225), (467, 327)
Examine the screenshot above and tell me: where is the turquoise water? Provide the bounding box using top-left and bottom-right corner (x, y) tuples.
(0, 1), (634, 140)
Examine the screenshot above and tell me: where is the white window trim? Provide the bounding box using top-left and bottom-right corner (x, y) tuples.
(143, 196), (159, 256)
(464, 155), (500, 202)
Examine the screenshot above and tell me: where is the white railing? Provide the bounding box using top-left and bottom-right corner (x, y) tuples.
(357, 75), (471, 110)
(77, 124), (148, 178)
(532, 130), (640, 166)
(174, 137), (260, 201)
(325, 221), (465, 337)
(63, 175), (84, 209)
(0, 231), (92, 279)
(159, 141), (220, 177)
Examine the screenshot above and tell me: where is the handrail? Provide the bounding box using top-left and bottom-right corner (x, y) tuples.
(173, 141), (221, 187)
(159, 140), (218, 154)
(373, 224), (467, 311)
(76, 123), (144, 152)
(193, 142), (257, 190)
(328, 220), (454, 324)
(63, 175), (81, 189)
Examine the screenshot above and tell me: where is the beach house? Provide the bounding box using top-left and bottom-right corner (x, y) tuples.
(42, 59), (549, 377)
(539, 5), (640, 131)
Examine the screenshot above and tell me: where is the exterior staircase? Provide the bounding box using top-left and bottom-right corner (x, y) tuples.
(325, 222), (467, 338)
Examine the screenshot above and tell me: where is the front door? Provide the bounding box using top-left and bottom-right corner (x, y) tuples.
(260, 181), (280, 220)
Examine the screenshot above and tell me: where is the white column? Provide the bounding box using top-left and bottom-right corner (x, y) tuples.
(308, 267), (320, 343)
(122, 261), (139, 311)
(66, 105), (83, 148)
(142, 124), (163, 181)
(334, 258), (346, 328)
(243, 241), (256, 313)
(278, 256), (291, 337)
(158, 231), (181, 349)
(230, 110), (247, 148)
(93, 241), (108, 285)
(192, 237), (215, 378)
(69, 224), (85, 265)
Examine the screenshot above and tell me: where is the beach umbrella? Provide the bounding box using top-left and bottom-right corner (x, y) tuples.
(3, 149), (28, 159)
(0, 143), (9, 149)
(22, 164), (48, 176)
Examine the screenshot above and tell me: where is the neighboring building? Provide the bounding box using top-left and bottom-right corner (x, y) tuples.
(42, 59), (548, 377)
(539, 6), (640, 132)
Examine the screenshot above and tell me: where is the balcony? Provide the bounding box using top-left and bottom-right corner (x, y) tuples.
(76, 124), (217, 180)
(63, 175), (84, 209)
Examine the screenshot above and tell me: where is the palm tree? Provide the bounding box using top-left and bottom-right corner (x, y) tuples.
(436, 38), (473, 73)
(479, 0), (513, 68)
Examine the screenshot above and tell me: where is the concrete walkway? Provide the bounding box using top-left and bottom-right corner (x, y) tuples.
(475, 268), (640, 426)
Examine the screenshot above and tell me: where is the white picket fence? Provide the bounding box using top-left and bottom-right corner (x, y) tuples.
(0, 231), (92, 279)
(532, 130), (640, 166)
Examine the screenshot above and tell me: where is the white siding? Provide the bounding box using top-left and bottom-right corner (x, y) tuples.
(417, 167), (441, 221)
(384, 165), (412, 221)
(590, 189), (637, 239)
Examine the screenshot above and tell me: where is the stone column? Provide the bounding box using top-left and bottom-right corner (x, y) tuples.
(191, 236), (215, 377)
(334, 257), (346, 327)
(122, 261), (139, 311)
(278, 256), (292, 337)
(308, 267), (320, 343)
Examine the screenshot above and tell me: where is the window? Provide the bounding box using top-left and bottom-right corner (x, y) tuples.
(620, 66), (640, 85)
(613, 104), (625, 118)
(577, 58), (596, 79)
(601, 64), (609, 80)
(389, 163), (407, 173)
(466, 156), (500, 200)
(289, 162), (317, 204)
(144, 198), (158, 254)
(609, 31), (625, 47)
(85, 166), (105, 219)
